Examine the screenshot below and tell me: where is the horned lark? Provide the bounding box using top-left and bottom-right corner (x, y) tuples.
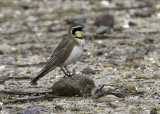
(30, 25), (85, 85)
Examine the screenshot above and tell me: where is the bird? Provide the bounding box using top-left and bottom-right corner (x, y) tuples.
(30, 25), (85, 85)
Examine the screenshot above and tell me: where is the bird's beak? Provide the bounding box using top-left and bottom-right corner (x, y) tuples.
(75, 31), (83, 37)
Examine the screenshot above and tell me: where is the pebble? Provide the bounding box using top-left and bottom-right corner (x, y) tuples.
(129, 21), (137, 26)
(0, 44), (11, 53)
(134, 64), (146, 70)
(71, 15), (87, 22)
(144, 36), (154, 43)
(150, 108), (158, 114)
(113, 25), (123, 31)
(0, 102), (3, 111)
(125, 85), (137, 93)
(17, 106), (43, 114)
(134, 11), (151, 18)
(115, 2), (125, 8)
(82, 67), (96, 74)
(152, 74), (160, 79)
(95, 25), (112, 34)
(101, 0), (110, 8)
(103, 64), (115, 67)
(94, 13), (115, 27)
(105, 53), (114, 58)
(96, 95), (123, 103)
(125, 28), (140, 36)
(0, 50), (4, 54)
(95, 50), (103, 56)
(122, 72), (132, 79)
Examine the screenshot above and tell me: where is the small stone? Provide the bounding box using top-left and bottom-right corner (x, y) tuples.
(152, 74), (160, 79)
(94, 40), (106, 49)
(122, 72), (132, 79)
(125, 28), (140, 36)
(71, 15), (87, 22)
(0, 76), (8, 80)
(0, 102), (3, 111)
(126, 56), (134, 61)
(0, 50), (4, 54)
(134, 11), (151, 17)
(116, 2), (125, 8)
(82, 67), (96, 74)
(95, 26), (112, 34)
(134, 64), (146, 70)
(101, 0), (110, 8)
(144, 36), (154, 43)
(150, 108), (158, 114)
(70, 107), (81, 112)
(94, 13), (115, 27)
(96, 95), (123, 103)
(0, 44), (11, 53)
(55, 105), (63, 110)
(113, 25), (123, 31)
(103, 64), (115, 67)
(17, 106), (42, 114)
(125, 85), (136, 93)
(21, 55), (28, 58)
(105, 53), (114, 58)
(95, 50), (103, 56)
(52, 74), (95, 96)
(129, 21), (137, 26)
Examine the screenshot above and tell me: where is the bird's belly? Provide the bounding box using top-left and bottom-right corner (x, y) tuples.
(63, 45), (83, 66)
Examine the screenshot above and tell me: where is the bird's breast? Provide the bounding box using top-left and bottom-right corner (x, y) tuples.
(63, 45), (84, 66)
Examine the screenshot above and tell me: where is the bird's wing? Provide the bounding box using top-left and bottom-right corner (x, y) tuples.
(30, 37), (77, 85)
(50, 37), (78, 66)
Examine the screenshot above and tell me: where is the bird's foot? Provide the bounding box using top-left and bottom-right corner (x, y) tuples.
(63, 73), (73, 78)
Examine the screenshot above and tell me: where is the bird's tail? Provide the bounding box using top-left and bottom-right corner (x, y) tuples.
(30, 67), (53, 85)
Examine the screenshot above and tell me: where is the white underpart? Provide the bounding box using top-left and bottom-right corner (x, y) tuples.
(63, 39), (85, 66)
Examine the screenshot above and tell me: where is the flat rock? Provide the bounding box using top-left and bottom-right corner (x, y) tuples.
(52, 74), (95, 96)
(17, 106), (43, 114)
(96, 95), (123, 103)
(95, 25), (111, 34)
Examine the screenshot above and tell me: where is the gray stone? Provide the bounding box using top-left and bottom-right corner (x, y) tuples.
(150, 108), (158, 114)
(125, 28), (140, 36)
(17, 106), (42, 114)
(82, 67), (96, 74)
(95, 26), (111, 34)
(94, 13), (115, 27)
(71, 15), (87, 22)
(144, 36), (154, 43)
(52, 74), (95, 96)
(0, 50), (3, 54)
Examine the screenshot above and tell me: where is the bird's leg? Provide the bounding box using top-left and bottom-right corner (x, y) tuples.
(64, 67), (72, 77)
(61, 67), (69, 77)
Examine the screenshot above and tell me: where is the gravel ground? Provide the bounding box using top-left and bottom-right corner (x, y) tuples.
(0, 0), (160, 113)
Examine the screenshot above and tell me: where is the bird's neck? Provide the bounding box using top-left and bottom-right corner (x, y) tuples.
(75, 38), (85, 46)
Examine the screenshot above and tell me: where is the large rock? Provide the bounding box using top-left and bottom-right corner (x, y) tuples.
(94, 13), (115, 27)
(52, 74), (95, 97)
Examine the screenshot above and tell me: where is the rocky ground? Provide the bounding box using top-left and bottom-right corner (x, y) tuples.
(0, 0), (160, 113)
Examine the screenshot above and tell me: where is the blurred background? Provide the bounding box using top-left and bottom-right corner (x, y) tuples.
(0, 0), (160, 113)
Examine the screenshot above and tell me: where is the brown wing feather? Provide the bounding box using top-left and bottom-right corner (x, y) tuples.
(30, 37), (78, 85)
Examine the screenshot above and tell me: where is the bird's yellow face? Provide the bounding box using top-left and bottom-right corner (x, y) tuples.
(69, 25), (83, 38)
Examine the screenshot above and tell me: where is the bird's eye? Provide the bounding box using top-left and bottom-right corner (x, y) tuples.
(72, 27), (82, 35)
(72, 29), (76, 35)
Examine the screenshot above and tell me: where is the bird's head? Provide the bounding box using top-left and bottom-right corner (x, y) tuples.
(69, 25), (83, 38)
